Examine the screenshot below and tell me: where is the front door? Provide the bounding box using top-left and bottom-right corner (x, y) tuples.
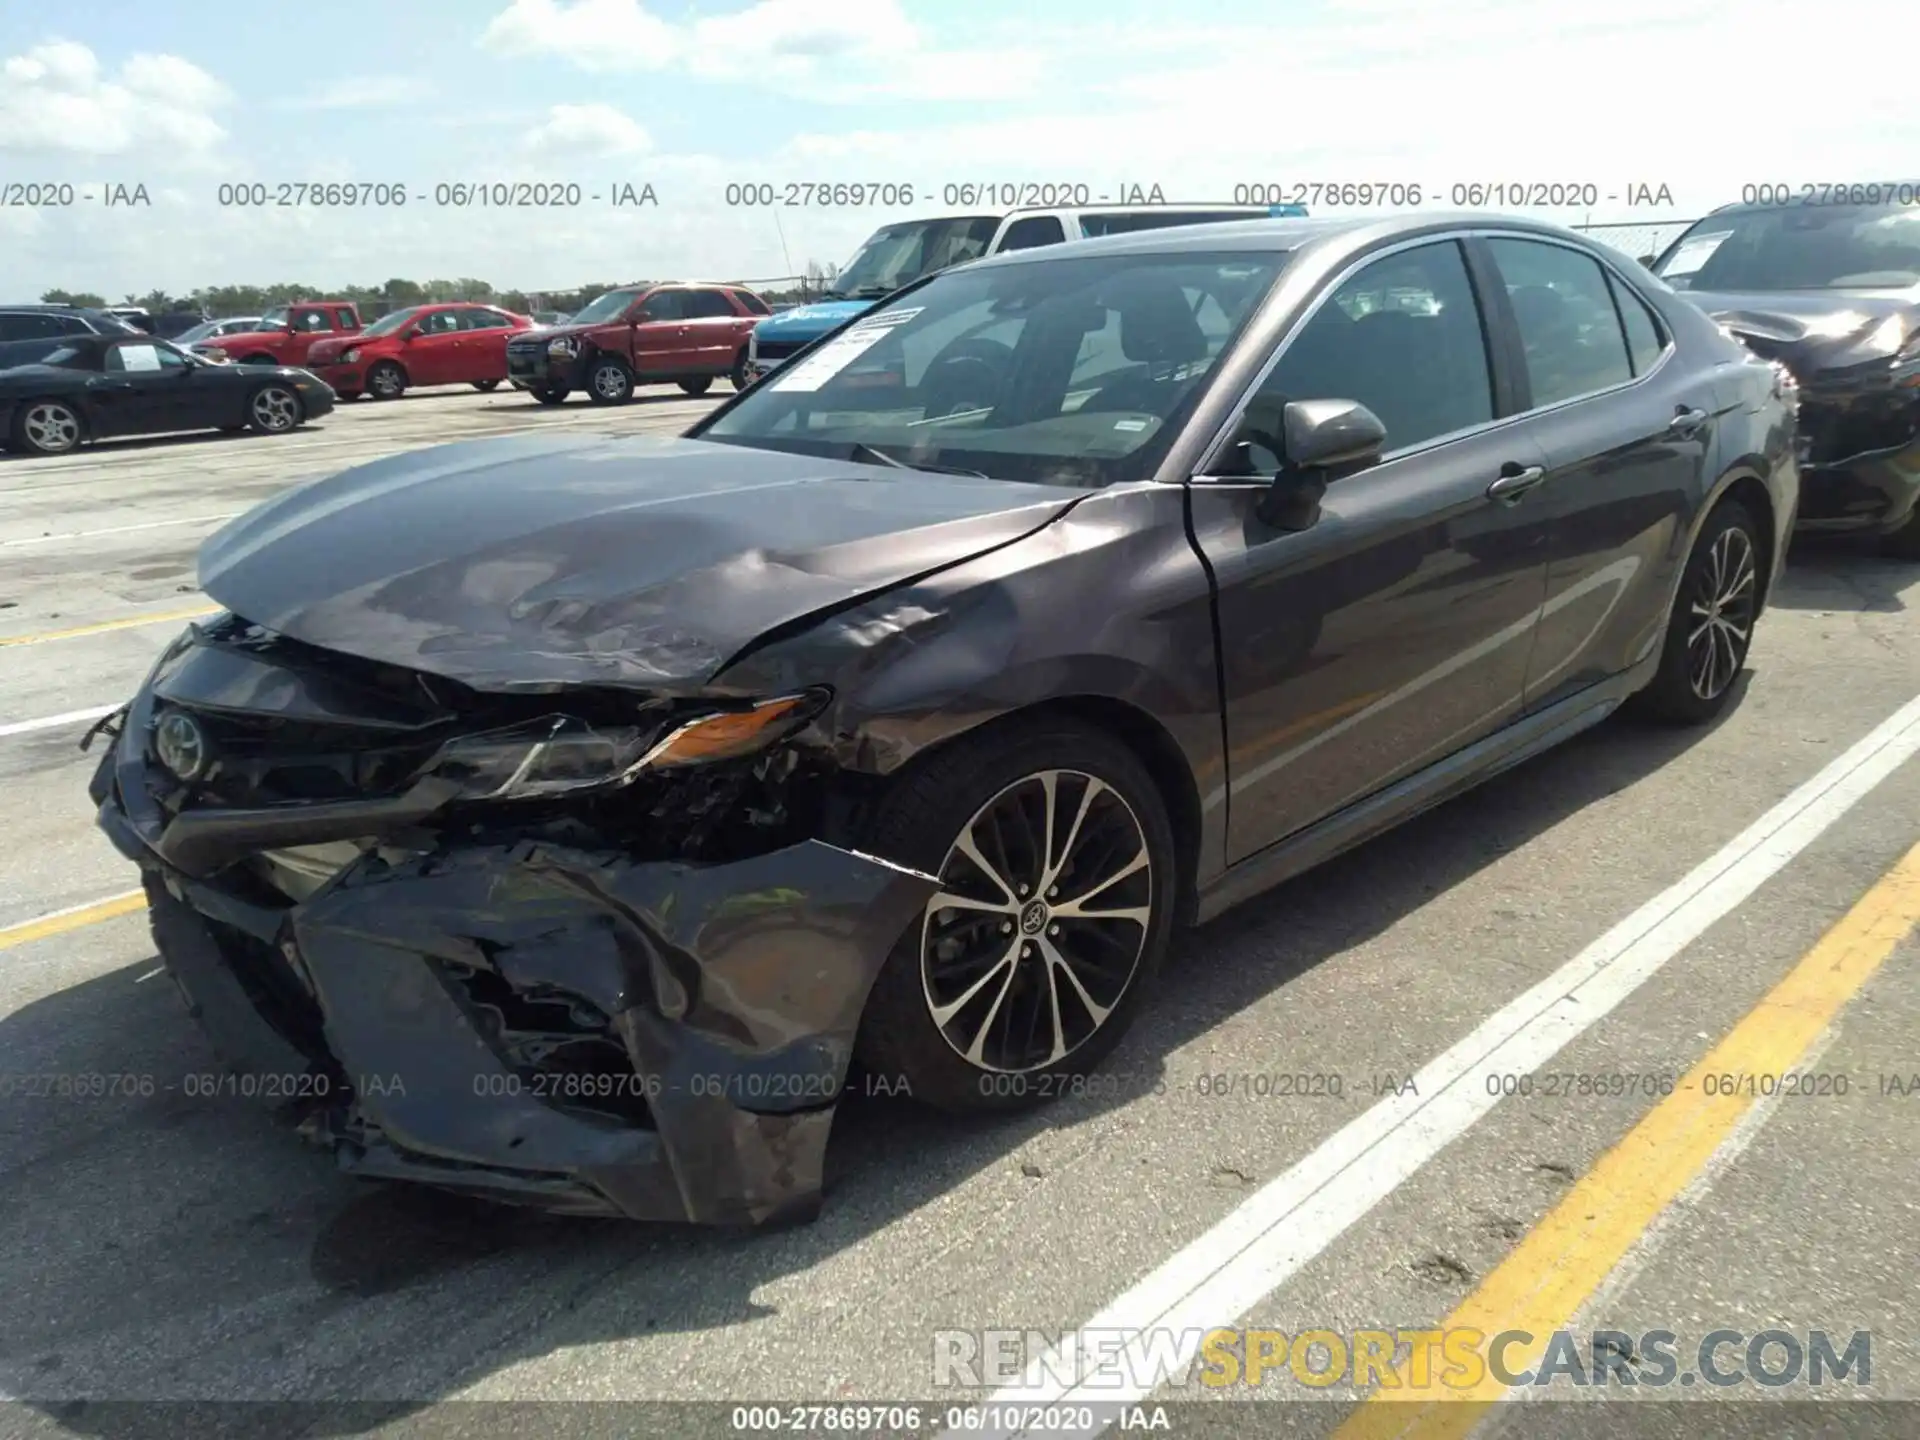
(95, 340), (224, 435)
(404, 309), (467, 386)
(1189, 238), (1555, 862)
(629, 290), (691, 376)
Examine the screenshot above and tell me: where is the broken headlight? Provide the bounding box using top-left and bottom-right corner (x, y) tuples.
(424, 692), (827, 802)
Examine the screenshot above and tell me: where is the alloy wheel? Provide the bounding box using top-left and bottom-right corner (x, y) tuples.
(592, 363), (631, 401)
(1686, 525), (1756, 701)
(370, 366), (404, 399)
(919, 769), (1153, 1073)
(251, 387), (299, 432)
(23, 402), (81, 454)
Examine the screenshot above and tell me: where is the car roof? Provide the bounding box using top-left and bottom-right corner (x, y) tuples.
(968, 210), (1605, 269)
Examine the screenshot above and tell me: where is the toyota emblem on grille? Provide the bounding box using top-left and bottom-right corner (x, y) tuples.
(154, 710), (209, 781)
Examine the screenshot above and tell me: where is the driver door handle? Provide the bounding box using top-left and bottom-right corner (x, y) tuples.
(1666, 406), (1710, 437)
(1487, 463), (1546, 504)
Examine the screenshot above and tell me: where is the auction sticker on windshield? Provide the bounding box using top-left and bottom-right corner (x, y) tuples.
(773, 308), (923, 393)
(1660, 230), (1732, 279)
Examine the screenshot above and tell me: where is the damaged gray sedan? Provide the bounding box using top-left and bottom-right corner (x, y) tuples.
(91, 214), (1798, 1224)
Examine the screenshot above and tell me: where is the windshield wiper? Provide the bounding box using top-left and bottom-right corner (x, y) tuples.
(847, 442), (990, 479)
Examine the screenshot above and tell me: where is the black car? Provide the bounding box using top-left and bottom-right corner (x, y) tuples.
(0, 333), (334, 455)
(0, 304), (142, 341)
(1649, 193), (1920, 554)
(91, 213), (1796, 1225)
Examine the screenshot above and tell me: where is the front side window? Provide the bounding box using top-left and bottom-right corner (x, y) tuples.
(1487, 238), (1634, 408)
(360, 307), (421, 338)
(697, 249), (1288, 488)
(415, 310), (462, 335)
(106, 341), (189, 373)
(1239, 240), (1494, 465)
(635, 291), (688, 322)
(998, 216), (1067, 252)
(290, 308), (330, 331)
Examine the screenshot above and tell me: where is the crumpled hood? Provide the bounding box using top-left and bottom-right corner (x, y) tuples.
(753, 300), (880, 346)
(196, 433), (1076, 691)
(1682, 287), (1919, 375)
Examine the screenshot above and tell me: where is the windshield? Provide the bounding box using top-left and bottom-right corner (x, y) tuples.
(173, 321), (221, 345)
(571, 289), (644, 324)
(1653, 205), (1920, 292)
(257, 306), (289, 329)
(698, 248), (1287, 488)
(360, 307), (422, 337)
(827, 216), (1001, 299)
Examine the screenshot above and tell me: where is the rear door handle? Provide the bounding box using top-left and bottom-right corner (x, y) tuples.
(1666, 406), (1710, 437)
(1486, 464), (1546, 504)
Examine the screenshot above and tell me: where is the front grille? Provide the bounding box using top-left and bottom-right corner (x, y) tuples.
(753, 338), (806, 362)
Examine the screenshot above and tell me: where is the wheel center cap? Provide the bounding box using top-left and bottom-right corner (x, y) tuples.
(1019, 900), (1050, 936)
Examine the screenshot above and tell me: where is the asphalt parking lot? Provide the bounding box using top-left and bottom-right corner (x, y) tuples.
(2, 388), (1917, 1438)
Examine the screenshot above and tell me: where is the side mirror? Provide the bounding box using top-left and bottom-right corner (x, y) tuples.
(1238, 397), (1387, 531)
(1637, 254), (1657, 267)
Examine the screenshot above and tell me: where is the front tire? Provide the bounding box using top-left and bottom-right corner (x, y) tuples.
(366, 362), (407, 401)
(855, 718), (1176, 1113)
(247, 384), (303, 434)
(531, 385), (569, 406)
(471, 378), (501, 392)
(1629, 499), (1762, 725)
(585, 355), (634, 405)
(730, 349), (751, 390)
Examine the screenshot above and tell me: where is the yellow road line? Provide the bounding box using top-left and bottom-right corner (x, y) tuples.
(0, 603), (219, 648)
(1333, 837), (1920, 1439)
(0, 890), (146, 951)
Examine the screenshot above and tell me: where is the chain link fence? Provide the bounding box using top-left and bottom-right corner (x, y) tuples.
(1572, 219), (1699, 265)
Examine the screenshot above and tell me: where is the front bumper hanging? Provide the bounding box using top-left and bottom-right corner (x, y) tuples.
(93, 685), (938, 1226)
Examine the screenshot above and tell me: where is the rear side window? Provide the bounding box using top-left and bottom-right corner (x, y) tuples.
(998, 215), (1067, 251)
(732, 290), (771, 315)
(1607, 272), (1667, 376)
(462, 309), (512, 330)
(681, 290), (737, 319)
(1486, 238), (1634, 407)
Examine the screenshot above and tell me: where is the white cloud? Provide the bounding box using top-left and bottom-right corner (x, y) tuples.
(0, 41), (230, 157)
(282, 75), (430, 110)
(523, 102), (653, 157)
(478, 0), (1044, 100)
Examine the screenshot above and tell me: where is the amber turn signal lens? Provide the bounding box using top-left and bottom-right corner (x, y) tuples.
(640, 695), (813, 769)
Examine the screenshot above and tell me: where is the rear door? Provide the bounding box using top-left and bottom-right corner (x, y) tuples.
(1470, 234), (1719, 711)
(404, 308), (467, 385)
(1188, 237), (1553, 861)
(457, 307), (517, 381)
(629, 289), (691, 376)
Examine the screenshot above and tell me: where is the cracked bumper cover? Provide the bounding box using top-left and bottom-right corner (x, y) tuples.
(91, 687), (938, 1226)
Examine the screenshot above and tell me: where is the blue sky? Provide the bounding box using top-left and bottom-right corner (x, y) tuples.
(2, 0), (1912, 299)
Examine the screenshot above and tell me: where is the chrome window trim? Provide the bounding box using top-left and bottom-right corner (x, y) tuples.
(1184, 226), (1677, 483)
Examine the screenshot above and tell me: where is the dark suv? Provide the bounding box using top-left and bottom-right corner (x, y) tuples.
(0, 306), (143, 343)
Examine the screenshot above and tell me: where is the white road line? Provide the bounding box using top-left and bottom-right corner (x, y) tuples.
(0, 704), (120, 738)
(0, 513), (240, 547)
(946, 686), (1920, 1440)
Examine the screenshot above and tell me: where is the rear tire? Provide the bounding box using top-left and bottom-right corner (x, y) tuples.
(730, 349), (751, 390)
(854, 718), (1177, 1114)
(366, 362), (407, 401)
(1880, 507), (1920, 560)
(334, 390), (362, 402)
(11, 398), (84, 455)
(678, 376), (713, 397)
(471, 379), (501, 392)
(1629, 499), (1762, 725)
(585, 355), (634, 405)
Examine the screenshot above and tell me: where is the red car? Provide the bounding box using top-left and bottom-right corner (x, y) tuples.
(503, 282), (768, 404)
(305, 303), (535, 401)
